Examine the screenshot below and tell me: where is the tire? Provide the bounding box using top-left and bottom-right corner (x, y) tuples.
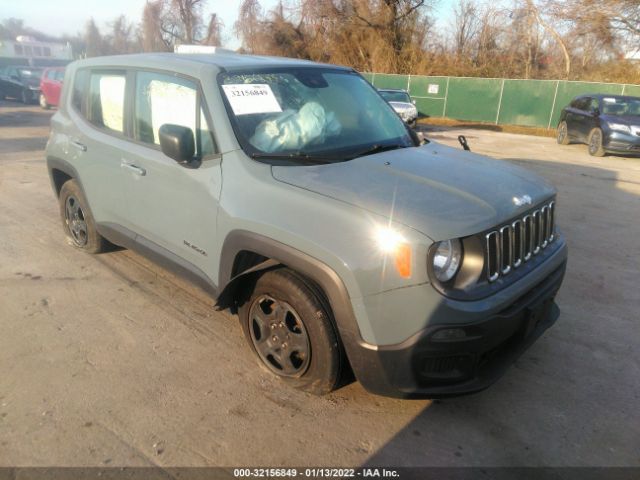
(39, 93), (50, 109)
(557, 121), (570, 145)
(58, 179), (106, 254)
(239, 268), (343, 395)
(587, 128), (606, 157)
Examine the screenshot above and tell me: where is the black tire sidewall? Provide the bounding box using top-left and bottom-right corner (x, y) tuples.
(557, 121), (570, 145)
(58, 180), (104, 253)
(239, 268), (342, 395)
(588, 128), (605, 156)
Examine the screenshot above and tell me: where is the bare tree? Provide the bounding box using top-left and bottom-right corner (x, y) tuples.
(203, 13), (223, 45)
(84, 18), (105, 57)
(526, 0), (571, 79)
(142, 1), (171, 51)
(452, 0), (479, 57)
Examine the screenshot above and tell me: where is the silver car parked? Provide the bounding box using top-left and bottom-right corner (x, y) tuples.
(378, 88), (418, 128)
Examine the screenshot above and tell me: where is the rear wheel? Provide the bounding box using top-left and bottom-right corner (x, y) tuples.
(557, 121), (570, 145)
(39, 93), (50, 109)
(239, 268), (343, 395)
(58, 180), (106, 253)
(587, 128), (606, 157)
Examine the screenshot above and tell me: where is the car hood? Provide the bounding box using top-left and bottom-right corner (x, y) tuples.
(388, 101), (415, 111)
(600, 114), (640, 127)
(271, 142), (556, 240)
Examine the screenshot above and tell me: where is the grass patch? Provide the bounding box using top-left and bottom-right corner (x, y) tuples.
(418, 117), (557, 138)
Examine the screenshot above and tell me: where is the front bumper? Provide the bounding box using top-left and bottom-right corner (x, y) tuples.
(344, 255), (567, 399)
(603, 131), (640, 154)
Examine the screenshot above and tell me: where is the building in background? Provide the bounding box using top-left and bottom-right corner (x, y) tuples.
(0, 36), (72, 68)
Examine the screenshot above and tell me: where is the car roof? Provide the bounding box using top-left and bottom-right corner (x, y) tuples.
(71, 52), (352, 73)
(575, 93), (640, 102)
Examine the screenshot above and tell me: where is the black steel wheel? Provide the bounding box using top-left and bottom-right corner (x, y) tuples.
(588, 128), (605, 157)
(58, 180), (106, 253)
(557, 121), (570, 145)
(239, 268), (343, 395)
(248, 294), (311, 377)
(64, 195), (88, 247)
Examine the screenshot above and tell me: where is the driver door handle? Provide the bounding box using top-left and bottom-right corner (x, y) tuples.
(71, 141), (87, 152)
(120, 159), (146, 176)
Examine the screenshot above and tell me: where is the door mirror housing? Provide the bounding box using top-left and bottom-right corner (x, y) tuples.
(412, 99), (416, 105)
(159, 124), (195, 163)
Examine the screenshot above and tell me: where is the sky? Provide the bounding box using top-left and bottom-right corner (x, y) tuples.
(0, 0), (455, 50)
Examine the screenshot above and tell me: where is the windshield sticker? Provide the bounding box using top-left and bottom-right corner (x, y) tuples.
(222, 84), (282, 115)
(603, 97), (616, 103)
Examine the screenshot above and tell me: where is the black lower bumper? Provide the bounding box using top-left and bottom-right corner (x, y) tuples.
(346, 262), (566, 399)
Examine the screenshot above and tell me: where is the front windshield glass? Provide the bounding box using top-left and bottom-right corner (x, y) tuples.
(18, 68), (43, 78)
(601, 97), (640, 116)
(219, 68), (413, 160)
(379, 90), (411, 103)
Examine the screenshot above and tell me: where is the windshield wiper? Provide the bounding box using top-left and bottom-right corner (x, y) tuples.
(348, 143), (409, 159)
(250, 151), (339, 164)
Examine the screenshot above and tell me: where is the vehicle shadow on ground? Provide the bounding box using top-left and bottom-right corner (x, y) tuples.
(359, 158), (640, 467)
(0, 137), (50, 154)
(0, 101), (54, 128)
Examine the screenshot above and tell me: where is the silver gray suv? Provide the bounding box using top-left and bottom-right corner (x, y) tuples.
(46, 53), (568, 398)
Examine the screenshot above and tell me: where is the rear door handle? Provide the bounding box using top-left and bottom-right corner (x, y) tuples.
(120, 160), (146, 176)
(71, 140), (87, 152)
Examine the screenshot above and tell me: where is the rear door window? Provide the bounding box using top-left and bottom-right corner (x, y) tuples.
(88, 71), (127, 134)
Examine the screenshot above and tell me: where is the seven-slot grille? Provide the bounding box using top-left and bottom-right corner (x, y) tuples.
(485, 201), (556, 282)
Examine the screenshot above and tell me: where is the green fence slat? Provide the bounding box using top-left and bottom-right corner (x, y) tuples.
(371, 73), (409, 90)
(445, 78), (503, 123)
(498, 80), (557, 127)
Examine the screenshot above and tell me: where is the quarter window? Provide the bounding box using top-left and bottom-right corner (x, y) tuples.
(88, 71), (126, 134)
(134, 71), (215, 157)
(72, 69), (87, 112)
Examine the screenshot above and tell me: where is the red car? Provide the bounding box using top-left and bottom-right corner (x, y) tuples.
(39, 67), (65, 109)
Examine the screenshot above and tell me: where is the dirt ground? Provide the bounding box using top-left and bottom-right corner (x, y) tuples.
(0, 100), (639, 468)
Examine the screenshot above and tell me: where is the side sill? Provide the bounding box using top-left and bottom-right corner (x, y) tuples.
(96, 222), (219, 298)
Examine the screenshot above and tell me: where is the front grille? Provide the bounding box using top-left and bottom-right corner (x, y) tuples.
(485, 201), (556, 282)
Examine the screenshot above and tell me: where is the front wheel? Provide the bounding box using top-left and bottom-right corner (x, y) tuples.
(239, 268), (343, 395)
(557, 121), (570, 145)
(587, 128), (606, 157)
(39, 93), (50, 109)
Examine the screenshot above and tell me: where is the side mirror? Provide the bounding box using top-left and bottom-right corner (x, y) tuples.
(412, 99), (416, 105)
(592, 108), (600, 116)
(159, 124), (195, 163)
(11, 75), (19, 81)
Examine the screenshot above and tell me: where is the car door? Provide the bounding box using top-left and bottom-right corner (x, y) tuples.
(40, 69), (52, 101)
(5, 67), (21, 98)
(66, 68), (128, 226)
(120, 69), (222, 282)
(51, 70), (64, 105)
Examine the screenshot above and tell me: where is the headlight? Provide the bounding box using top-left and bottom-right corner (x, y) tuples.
(432, 239), (462, 282)
(608, 123), (631, 134)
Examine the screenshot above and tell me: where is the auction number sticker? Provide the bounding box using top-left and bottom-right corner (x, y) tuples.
(222, 84), (283, 115)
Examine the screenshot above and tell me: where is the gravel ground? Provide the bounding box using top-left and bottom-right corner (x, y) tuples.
(1, 100), (639, 468)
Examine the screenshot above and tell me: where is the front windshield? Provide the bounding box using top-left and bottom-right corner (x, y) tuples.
(219, 68), (413, 160)
(18, 68), (43, 78)
(379, 90), (411, 103)
(601, 97), (640, 116)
